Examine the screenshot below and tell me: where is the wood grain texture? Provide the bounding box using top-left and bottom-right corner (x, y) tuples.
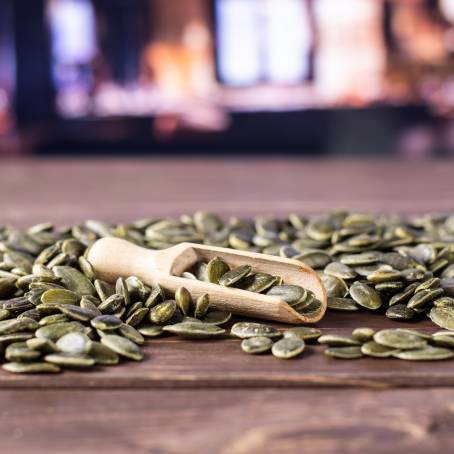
(0, 158), (453, 453)
(1, 388), (454, 454)
(0, 158), (453, 226)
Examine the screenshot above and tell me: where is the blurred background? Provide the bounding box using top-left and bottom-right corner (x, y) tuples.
(2, 0), (454, 157)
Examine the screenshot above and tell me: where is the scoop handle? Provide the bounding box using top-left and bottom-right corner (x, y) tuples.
(87, 237), (161, 286)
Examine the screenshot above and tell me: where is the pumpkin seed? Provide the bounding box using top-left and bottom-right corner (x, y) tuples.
(175, 286), (192, 315)
(35, 321), (85, 342)
(56, 332), (90, 355)
(149, 300), (176, 324)
(361, 341), (400, 358)
(59, 304), (98, 322)
(271, 337), (305, 359)
(231, 322), (281, 339)
(352, 327), (375, 342)
(100, 334), (143, 361)
(283, 326), (322, 342)
(206, 257), (230, 284)
(327, 297), (359, 312)
(241, 336), (273, 354)
(219, 265), (251, 287)
(44, 353), (95, 368)
(385, 304), (415, 321)
(137, 324), (163, 338)
(163, 321), (225, 339)
(325, 346), (363, 359)
(91, 315), (123, 331)
(26, 337), (59, 354)
(429, 306), (454, 330)
(349, 282), (382, 310)
(194, 294), (210, 319)
(318, 335), (360, 347)
(85, 341), (119, 365)
(3, 362), (60, 374)
(266, 285), (307, 305)
(5, 342), (41, 362)
(201, 310), (232, 325)
(374, 329), (427, 350)
(393, 346), (454, 361)
(118, 323), (144, 345)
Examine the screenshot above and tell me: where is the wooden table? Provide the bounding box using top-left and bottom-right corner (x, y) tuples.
(1, 158), (454, 454)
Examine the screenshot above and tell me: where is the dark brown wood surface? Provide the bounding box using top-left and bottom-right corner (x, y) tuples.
(0, 158), (453, 453)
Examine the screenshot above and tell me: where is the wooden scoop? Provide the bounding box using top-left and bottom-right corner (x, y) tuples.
(87, 238), (327, 324)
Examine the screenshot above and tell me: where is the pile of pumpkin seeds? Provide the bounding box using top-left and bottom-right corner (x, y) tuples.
(138, 211), (454, 323)
(183, 256), (324, 318)
(0, 210), (454, 373)
(232, 323), (321, 359)
(320, 327), (454, 361)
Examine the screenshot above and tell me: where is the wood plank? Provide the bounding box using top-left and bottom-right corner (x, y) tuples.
(1, 159), (453, 226)
(0, 159), (453, 388)
(0, 387), (453, 453)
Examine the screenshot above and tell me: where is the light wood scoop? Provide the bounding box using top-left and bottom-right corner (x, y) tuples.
(87, 238), (327, 324)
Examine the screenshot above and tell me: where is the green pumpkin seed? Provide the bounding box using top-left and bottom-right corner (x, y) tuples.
(201, 310), (232, 325)
(149, 300), (176, 324)
(100, 334), (143, 361)
(349, 282), (382, 310)
(91, 315), (123, 331)
(352, 327), (375, 343)
(98, 294), (124, 314)
(407, 289), (444, 309)
(5, 342), (41, 362)
(94, 279), (115, 301)
(194, 294), (210, 319)
(56, 332), (90, 355)
(327, 297), (359, 312)
(283, 326), (322, 342)
(231, 322), (281, 339)
(175, 286), (192, 315)
(266, 285), (307, 305)
(318, 335), (360, 347)
(324, 262), (356, 280)
(35, 321), (85, 342)
(206, 257), (230, 284)
(241, 336), (273, 354)
(431, 335), (454, 348)
(429, 306), (454, 330)
(26, 337), (59, 354)
(125, 307), (149, 327)
(325, 346), (363, 359)
(0, 318), (39, 335)
(53, 266), (96, 296)
(361, 341), (400, 358)
(3, 362), (60, 374)
(374, 329), (427, 350)
(38, 314), (69, 326)
(393, 346), (454, 361)
(44, 353), (95, 368)
(0, 332), (34, 345)
(40, 288), (79, 306)
(118, 323), (144, 345)
(271, 337), (305, 359)
(386, 304), (415, 321)
(219, 265), (251, 287)
(85, 340), (119, 365)
(163, 322), (225, 339)
(144, 285), (164, 308)
(137, 324), (163, 338)
(59, 304), (98, 322)
(238, 273), (277, 293)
